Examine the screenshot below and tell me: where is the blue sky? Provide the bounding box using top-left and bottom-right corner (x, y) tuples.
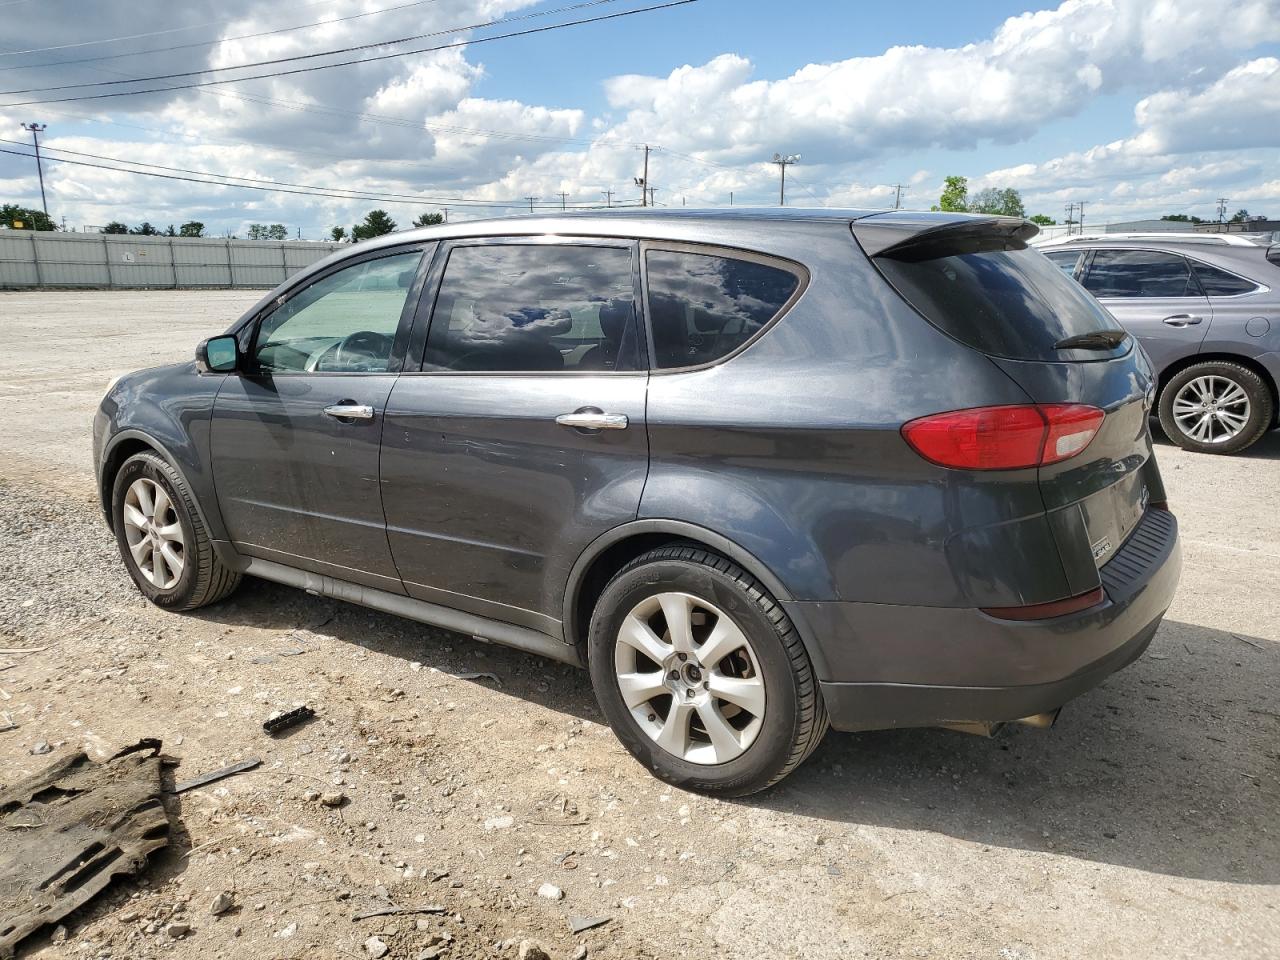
(1, 0), (1277, 234)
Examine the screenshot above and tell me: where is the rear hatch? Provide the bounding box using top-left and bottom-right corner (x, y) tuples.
(853, 213), (1161, 593)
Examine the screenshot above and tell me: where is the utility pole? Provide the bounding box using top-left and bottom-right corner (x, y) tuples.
(602, 189), (614, 208)
(646, 186), (658, 207)
(1077, 201), (1086, 235)
(525, 196), (538, 213)
(1216, 198), (1229, 223)
(635, 144), (652, 206)
(557, 191), (569, 211)
(729, 191), (734, 206)
(1064, 202), (1077, 235)
(893, 183), (905, 209)
(20, 122), (48, 218)
(771, 153), (800, 206)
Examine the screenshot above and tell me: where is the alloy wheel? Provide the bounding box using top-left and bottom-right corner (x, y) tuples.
(613, 592), (766, 765)
(1171, 374), (1251, 445)
(121, 478), (185, 589)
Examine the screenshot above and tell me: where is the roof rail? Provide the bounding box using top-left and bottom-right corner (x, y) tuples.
(1038, 231), (1257, 247)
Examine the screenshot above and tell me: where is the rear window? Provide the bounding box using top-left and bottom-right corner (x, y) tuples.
(875, 244), (1120, 361)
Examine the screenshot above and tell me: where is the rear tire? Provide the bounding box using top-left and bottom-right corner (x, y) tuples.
(111, 451), (241, 610)
(1158, 361), (1272, 455)
(587, 545), (827, 796)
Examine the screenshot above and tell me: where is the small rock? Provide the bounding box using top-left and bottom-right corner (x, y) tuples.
(302, 788), (321, 802)
(365, 936), (390, 958)
(337, 751), (352, 764)
(30, 741), (52, 756)
(164, 922), (190, 939)
(572, 946), (589, 960)
(209, 892), (235, 916)
(320, 791), (347, 807)
(51, 925), (68, 943)
(418, 950), (442, 960)
(484, 814), (515, 831)
(518, 940), (551, 960)
(537, 882), (565, 901)
(275, 922), (297, 938)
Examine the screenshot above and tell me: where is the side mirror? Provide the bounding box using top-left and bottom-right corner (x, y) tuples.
(196, 335), (239, 374)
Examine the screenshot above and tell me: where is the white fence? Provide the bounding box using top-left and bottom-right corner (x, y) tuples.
(0, 231), (345, 290)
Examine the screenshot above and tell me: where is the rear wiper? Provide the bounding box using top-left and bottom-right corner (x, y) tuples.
(1054, 330), (1128, 350)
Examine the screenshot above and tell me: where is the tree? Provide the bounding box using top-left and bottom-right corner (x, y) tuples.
(246, 223), (268, 239)
(412, 211), (445, 228)
(129, 221), (160, 235)
(179, 221), (204, 237)
(164, 224), (177, 236)
(101, 221), (129, 234)
(1229, 209), (1254, 223)
(1161, 214), (1204, 223)
(266, 223), (289, 240)
(932, 175), (969, 212)
(1, 203), (56, 230)
(970, 186), (1026, 217)
(351, 209), (396, 241)
(329, 226), (348, 242)
(1030, 214), (1056, 225)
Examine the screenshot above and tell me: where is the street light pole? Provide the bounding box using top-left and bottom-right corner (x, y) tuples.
(21, 122), (48, 218)
(772, 153), (800, 206)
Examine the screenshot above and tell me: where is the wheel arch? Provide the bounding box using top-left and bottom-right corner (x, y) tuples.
(1158, 352), (1279, 427)
(563, 520), (800, 659)
(100, 430), (222, 545)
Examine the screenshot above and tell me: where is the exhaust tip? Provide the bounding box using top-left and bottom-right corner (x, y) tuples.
(1012, 709), (1061, 730)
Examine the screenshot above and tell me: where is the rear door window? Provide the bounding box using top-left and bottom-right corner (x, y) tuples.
(1082, 249), (1199, 298)
(423, 244), (640, 372)
(1190, 261), (1259, 296)
(645, 249), (802, 369)
(873, 243), (1120, 362)
(1044, 249), (1083, 277)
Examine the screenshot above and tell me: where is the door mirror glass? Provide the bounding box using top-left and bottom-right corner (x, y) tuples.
(198, 335), (238, 373)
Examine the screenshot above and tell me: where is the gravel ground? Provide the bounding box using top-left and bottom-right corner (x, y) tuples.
(0, 290), (1277, 960)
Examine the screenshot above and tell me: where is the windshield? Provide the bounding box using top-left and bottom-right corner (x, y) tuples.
(876, 244), (1125, 362)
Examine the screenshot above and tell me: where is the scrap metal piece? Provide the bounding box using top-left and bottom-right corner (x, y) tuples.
(262, 706), (315, 736)
(0, 745), (170, 958)
(171, 758), (261, 794)
(351, 903), (447, 921)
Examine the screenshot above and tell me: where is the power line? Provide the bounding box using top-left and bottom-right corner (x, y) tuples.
(0, 0), (350, 58)
(0, 0), (620, 95)
(0, 0), (450, 74)
(0, 145), (636, 209)
(0, 0), (701, 107)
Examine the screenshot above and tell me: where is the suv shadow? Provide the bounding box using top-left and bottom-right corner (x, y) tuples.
(192, 581), (1277, 886)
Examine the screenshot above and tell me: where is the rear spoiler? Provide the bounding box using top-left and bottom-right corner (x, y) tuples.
(852, 213), (1039, 260)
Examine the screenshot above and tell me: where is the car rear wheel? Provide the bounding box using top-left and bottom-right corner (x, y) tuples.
(587, 545), (827, 796)
(111, 451), (241, 610)
(1158, 361), (1273, 455)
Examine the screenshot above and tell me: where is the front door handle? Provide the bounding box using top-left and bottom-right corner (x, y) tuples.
(555, 410), (629, 431)
(323, 402), (375, 421)
(1162, 314), (1203, 327)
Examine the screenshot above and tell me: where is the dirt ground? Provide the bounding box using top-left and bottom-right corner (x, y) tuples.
(0, 289), (1277, 960)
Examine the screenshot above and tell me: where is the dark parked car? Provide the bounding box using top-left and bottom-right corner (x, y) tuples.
(95, 209), (1181, 795)
(1040, 232), (1280, 454)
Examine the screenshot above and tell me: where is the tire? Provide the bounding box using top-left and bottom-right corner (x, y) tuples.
(1158, 361), (1273, 455)
(111, 450), (241, 611)
(587, 545), (827, 797)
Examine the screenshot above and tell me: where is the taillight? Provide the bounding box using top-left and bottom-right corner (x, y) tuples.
(902, 404), (1105, 470)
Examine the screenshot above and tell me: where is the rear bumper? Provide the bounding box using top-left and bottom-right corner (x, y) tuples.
(785, 508), (1180, 732)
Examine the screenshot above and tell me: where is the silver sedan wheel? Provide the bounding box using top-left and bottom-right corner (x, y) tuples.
(122, 478), (185, 590)
(613, 592), (766, 765)
(1172, 375), (1251, 444)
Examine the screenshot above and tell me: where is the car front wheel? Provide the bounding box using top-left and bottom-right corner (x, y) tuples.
(587, 545), (827, 796)
(111, 450), (241, 610)
(1158, 361), (1273, 455)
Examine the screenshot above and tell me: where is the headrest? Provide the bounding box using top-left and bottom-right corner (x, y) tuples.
(597, 299), (632, 340)
(692, 307), (722, 332)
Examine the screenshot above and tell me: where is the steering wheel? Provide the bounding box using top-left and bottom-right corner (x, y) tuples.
(308, 331), (392, 372)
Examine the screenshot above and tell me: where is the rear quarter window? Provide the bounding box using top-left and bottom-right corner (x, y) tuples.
(874, 244), (1120, 362)
(1191, 261), (1259, 296)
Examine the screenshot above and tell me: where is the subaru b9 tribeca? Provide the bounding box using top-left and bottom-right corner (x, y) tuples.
(94, 209), (1181, 795)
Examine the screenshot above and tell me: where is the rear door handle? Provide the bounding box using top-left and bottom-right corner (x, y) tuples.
(1162, 314), (1203, 327)
(555, 410), (629, 431)
(323, 403), (375, 420)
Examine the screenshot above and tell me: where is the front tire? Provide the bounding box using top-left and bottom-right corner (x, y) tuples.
(1158, 361), (1273, 454)
(111, 451), (241, 610)
(587, 546), (827, 796)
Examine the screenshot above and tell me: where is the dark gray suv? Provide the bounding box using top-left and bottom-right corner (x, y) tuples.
(94, 209), (1181, 795)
